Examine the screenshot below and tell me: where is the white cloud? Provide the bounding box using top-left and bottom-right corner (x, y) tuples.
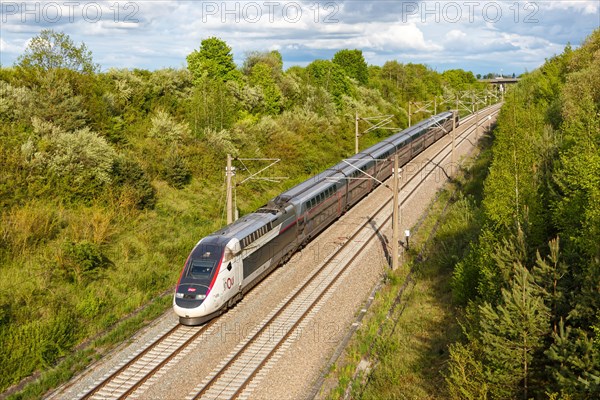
(544, 0), (599, 14)
(0, 0), (597, 74)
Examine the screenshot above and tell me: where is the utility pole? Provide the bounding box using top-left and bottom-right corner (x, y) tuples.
(453, 97), (459, 165)
(476, 100), (480, 140)
(408, 102), (411, 127)
(392, 154), (400, 271)
(226, 154), (234, 225)
(224, 156), (287, 225)
(354, 113), (395, 154)
(355, 111), (359, 154)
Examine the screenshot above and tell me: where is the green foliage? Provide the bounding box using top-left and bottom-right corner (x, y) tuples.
(442, 69), (478, 91)
(332, 49), (369, 85)
(0, 80), (34, 122)
(186, 37), (241, 83)
(111, 157), (156, 209)
(532, 238), (569, 333)
(148, 109), (191, 144)
(305, 59), (355, 107)
(448, 29), (600, 399)
(16, 29), (98, 73)
(161, 152), (192, 189)
(248, 62), (282, 114)
(30, 69), (88, 131)
(189, 78), (239, 131)
(242, 50), (283, 77)
(452, 228), (501, 305)
(0, 200), (63, 256)
(58, 241), (113, 285)
(477, 263), (550, 399)
(446, 342), (489, 400)
(546, 320), (600, 398)
(0, 309), (78, 389)
(22, 121), (117, 198)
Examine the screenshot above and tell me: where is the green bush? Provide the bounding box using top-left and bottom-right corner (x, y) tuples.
(111, 157), (156, 209)
(58, 241), (112, 285)
(162, 152), (192, 189)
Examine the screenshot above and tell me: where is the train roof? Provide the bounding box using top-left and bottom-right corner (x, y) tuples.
(211, 211), (276, 240)
(262, 111), (455, 210)
(289, 171), (346, 205)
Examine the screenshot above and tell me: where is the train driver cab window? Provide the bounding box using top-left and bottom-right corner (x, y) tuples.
(189, 260), (214, 278)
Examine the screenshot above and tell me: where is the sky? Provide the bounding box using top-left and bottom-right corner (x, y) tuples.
(1, 1), (598, 75)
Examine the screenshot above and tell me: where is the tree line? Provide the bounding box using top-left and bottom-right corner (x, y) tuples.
(446, 29), (600, 399)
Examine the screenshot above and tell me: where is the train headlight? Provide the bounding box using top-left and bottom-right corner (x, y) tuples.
(195, 294), (206, 300)
(176, 292), (184, 298)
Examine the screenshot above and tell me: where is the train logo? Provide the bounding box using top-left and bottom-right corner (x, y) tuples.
(224, 277), (234, 290)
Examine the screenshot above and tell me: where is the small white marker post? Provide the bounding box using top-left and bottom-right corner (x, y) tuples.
(405, 230), (410, 251)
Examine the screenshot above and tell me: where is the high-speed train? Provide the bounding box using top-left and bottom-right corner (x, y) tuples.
(174, 111), (458, 325)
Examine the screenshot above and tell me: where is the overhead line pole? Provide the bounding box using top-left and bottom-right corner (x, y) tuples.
(226, 154), (234, 225)
(453, 97), (458, 165)
(225, 156), (286, 225)
(355, 114), (395, 154)
(355, 111), (359, 154)
(392, 154), (400, 271)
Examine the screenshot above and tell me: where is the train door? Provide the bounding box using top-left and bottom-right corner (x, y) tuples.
(221, 239), (242, 305)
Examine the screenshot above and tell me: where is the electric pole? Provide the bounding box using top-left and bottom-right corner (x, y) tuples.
(354, 113), (395, 154)
(226, 154), (234, 225)
(224, 156), (287, 225)
(453, 97), (459, 165)
(392, 154), (400, 271)
(476, 99), (480, 139)
(355, 111), (359, 154)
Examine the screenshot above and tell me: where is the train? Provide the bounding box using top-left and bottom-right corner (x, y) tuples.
(174, 110), (459, 325)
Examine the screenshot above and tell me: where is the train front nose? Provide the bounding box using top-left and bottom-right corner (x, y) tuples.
(174, 283), (208, 308)
(174, 283), (211, 325)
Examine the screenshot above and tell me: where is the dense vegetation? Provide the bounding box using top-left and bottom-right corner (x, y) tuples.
(0, 30), (484, 394)
(327, 29), (600, 400)
(446, 29), (600, 399)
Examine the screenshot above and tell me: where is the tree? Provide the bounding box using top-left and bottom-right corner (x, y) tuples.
(305, 59), (354, 107)
(441, 69), (478, 90)
(242, 50), (283, 78)
(148, 109), (191, 144)
(546, 320), (600, 398)
(478, 263), (550, 399)
(17, 29), (98, 73)
(22, 120), (117, 198)
(249, 63), (282, 115)
(186, 37), (241, 83)
(532, 238), (568, 334)
(33, 69), (88, 131)
(332, 49), (369, 85)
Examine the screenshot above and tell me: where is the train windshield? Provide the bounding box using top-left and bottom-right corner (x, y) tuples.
(188, 259), (215, 279)
(183, 243), (224, 282)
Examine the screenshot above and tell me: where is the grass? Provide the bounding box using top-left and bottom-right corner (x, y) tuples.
(5, 294), (172, 400)
(323, 136), (493, 399)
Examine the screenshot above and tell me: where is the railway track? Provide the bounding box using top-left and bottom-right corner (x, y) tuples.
(185, 104), (502, 400)
(70, 104), (500, 400)
(78, 322), (216, 399)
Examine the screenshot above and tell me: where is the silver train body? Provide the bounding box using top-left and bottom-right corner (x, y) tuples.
(174, 111), (458, 325)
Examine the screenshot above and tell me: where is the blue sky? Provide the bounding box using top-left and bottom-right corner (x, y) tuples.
(1, 1), (598, 75)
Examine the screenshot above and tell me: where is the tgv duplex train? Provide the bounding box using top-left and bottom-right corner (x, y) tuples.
(174, 111), (459, 325)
